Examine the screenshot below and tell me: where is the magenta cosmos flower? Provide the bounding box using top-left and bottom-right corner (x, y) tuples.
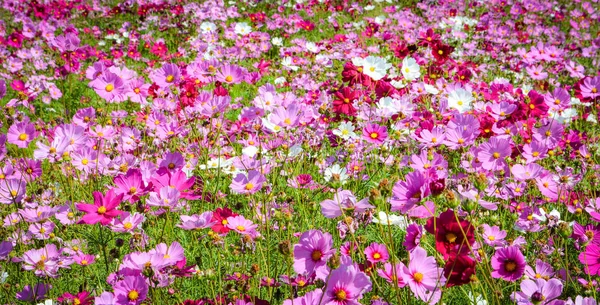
(364, 242), (389, 264)
(113, 169), (152, 203)
(362, 123), (388, 144)
(229, 170), (266, 195)
(7, 122), (36, 148)
(322, 258), (372, 305)
(114, 275), (148, 305)
(293, 230), (335, 280)
(390, 171), (430, 213)
(491, 246), (526, 281)
(216, 64), (245, 85)
(76, 189), (124, 225)
(579, 244), (600, 276)
(400, 246), (446, 304)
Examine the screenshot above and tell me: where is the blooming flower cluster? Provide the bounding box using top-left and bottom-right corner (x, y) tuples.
(0, 0), (599, 304)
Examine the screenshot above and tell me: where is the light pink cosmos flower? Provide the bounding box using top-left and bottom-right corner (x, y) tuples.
(400, 246), (446, 304)
(293, 230), (335, 281)
(7, 121), (36, 148)
(320, 190), (373, 218)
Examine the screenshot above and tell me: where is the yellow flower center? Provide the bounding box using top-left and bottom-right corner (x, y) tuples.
(225, 75), (233, 82)
(373, 252), (381, 259)
(105, 84), (114, 92)
(166, 75), (174, 83)
(335, 290), (347, 301)
(413, 272), (424, 283)
(97, 206), (107, 214)
(81, 159), (89, 165)
(124, 222), (133, 229)
(236, 225), (246, 232)
(18, 133), (28, 141)
(369, 67), (375, 72)
(532, 151), (539, 157)
(245, 183), (254, 190)
(80, 260), (88, 266)
(493, 152), (500, 159)
(488, 235), (495, 241)
(370, 132), (379, 139)
(128, 290), (139, 301)
(446, 233), (457, 243)
(311, 250), (322, 261)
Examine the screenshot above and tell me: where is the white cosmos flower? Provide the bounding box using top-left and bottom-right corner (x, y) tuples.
(200, 22), (217, 33)
(548, 108), (577, 124)
(351, 57), (365, 67)
(37, 300), (54, 305)
(242, 146), (258, 157)
(375, 15), (386, 24)
(234, 22), (252, 35)
(447, 88), (474, 113)
(362, 56), (392, 81)
(372, 211), (408, 229)
(364, 5), (375, 10)
(324, 164), (348, 183)
(332, 122), (358, 140)
(281, 57), (299, 71)
(401, 57), (421, 81)
(274, 77), (286, 85)
(271, 37), (283, 46)
(424, 84), (440, 94)
(305, 42), (319, 53)
(199, 157), (233, 170)
(261, 118), (282, 133)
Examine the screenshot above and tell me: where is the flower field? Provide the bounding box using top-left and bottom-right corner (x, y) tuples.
(0, 0), (600, 304)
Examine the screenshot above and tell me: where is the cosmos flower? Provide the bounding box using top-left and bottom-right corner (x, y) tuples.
(401, 57), (421, 81)
(491, 246), (526, 281)
(113, 275), (148, 305)
(7, 122), (36, 148)
(400, 247), (446, 304)
(364, 242), (389, 264)
(446, 88), (474, 113)
(322, 257), (372, 305)
(76, 189), (124, 226)
(293, 230), (335, 280)
(229, 170), (266, 195)
(512, 278), (563, 305)
(361, 56), (392, 81)
(362, 124), (388, 145)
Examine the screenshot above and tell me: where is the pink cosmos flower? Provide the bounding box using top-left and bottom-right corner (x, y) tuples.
(7, 122), (36, 148)
(579, 244), (600, 276)
(150, 63), (181, 88)
(477, 136), (511, 172)
(377, 262), (406, 288)
(229, 170), (266, 195)
(216, 64), (245, 85)
(113, 275), (148, 305)
(322, 257), (372, 305)
(320, 190), (373, 218)
(512, 278), (563, 305)
(390, 171), (430, 213)
(364, 242), (389, 264)
(491, 246), (526, 281)
(0, 179), (26, 204)
(113, 169), (152, 203)
(293, 230), (335, 280)
(362, 123), (388, 144)
(400, 247), (446, 304)
(76, 189), (124, 226)
(178, 211), (215, 230)
(526, 65), (548, 80)
(21, 244), (60, 277)
(91, 71), (126, 103)
(481, 224), (507, 247)
(226, 215), (259, 238)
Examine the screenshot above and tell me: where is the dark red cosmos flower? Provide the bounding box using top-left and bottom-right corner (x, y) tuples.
(417, 28), (441, 47)
(332, 87), (359, 116)
(342, 62), (372, 88)
(478, 113), (495, 138)
(425, 65), (444, 84)
(179, 80), (198, 108)
(297, 20), (314, 31)
(444, 254), (476, 287)
(431, 43), (455, 63)
(211, 207), (238, 234)
(425, 209), (475, 260)
(523, 90), (549, 118)
(6, 32), (23, 48)
(455, 68), (472, 83)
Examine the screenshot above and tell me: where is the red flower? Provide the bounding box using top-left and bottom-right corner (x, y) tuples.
(444, 254), (476, 287)
(418, 28), (441, 47)
(332, 87), (359, 116)
(424, 209), (475, 259)
(211, 207), (238, 234)
(431, 43), (455, 63)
